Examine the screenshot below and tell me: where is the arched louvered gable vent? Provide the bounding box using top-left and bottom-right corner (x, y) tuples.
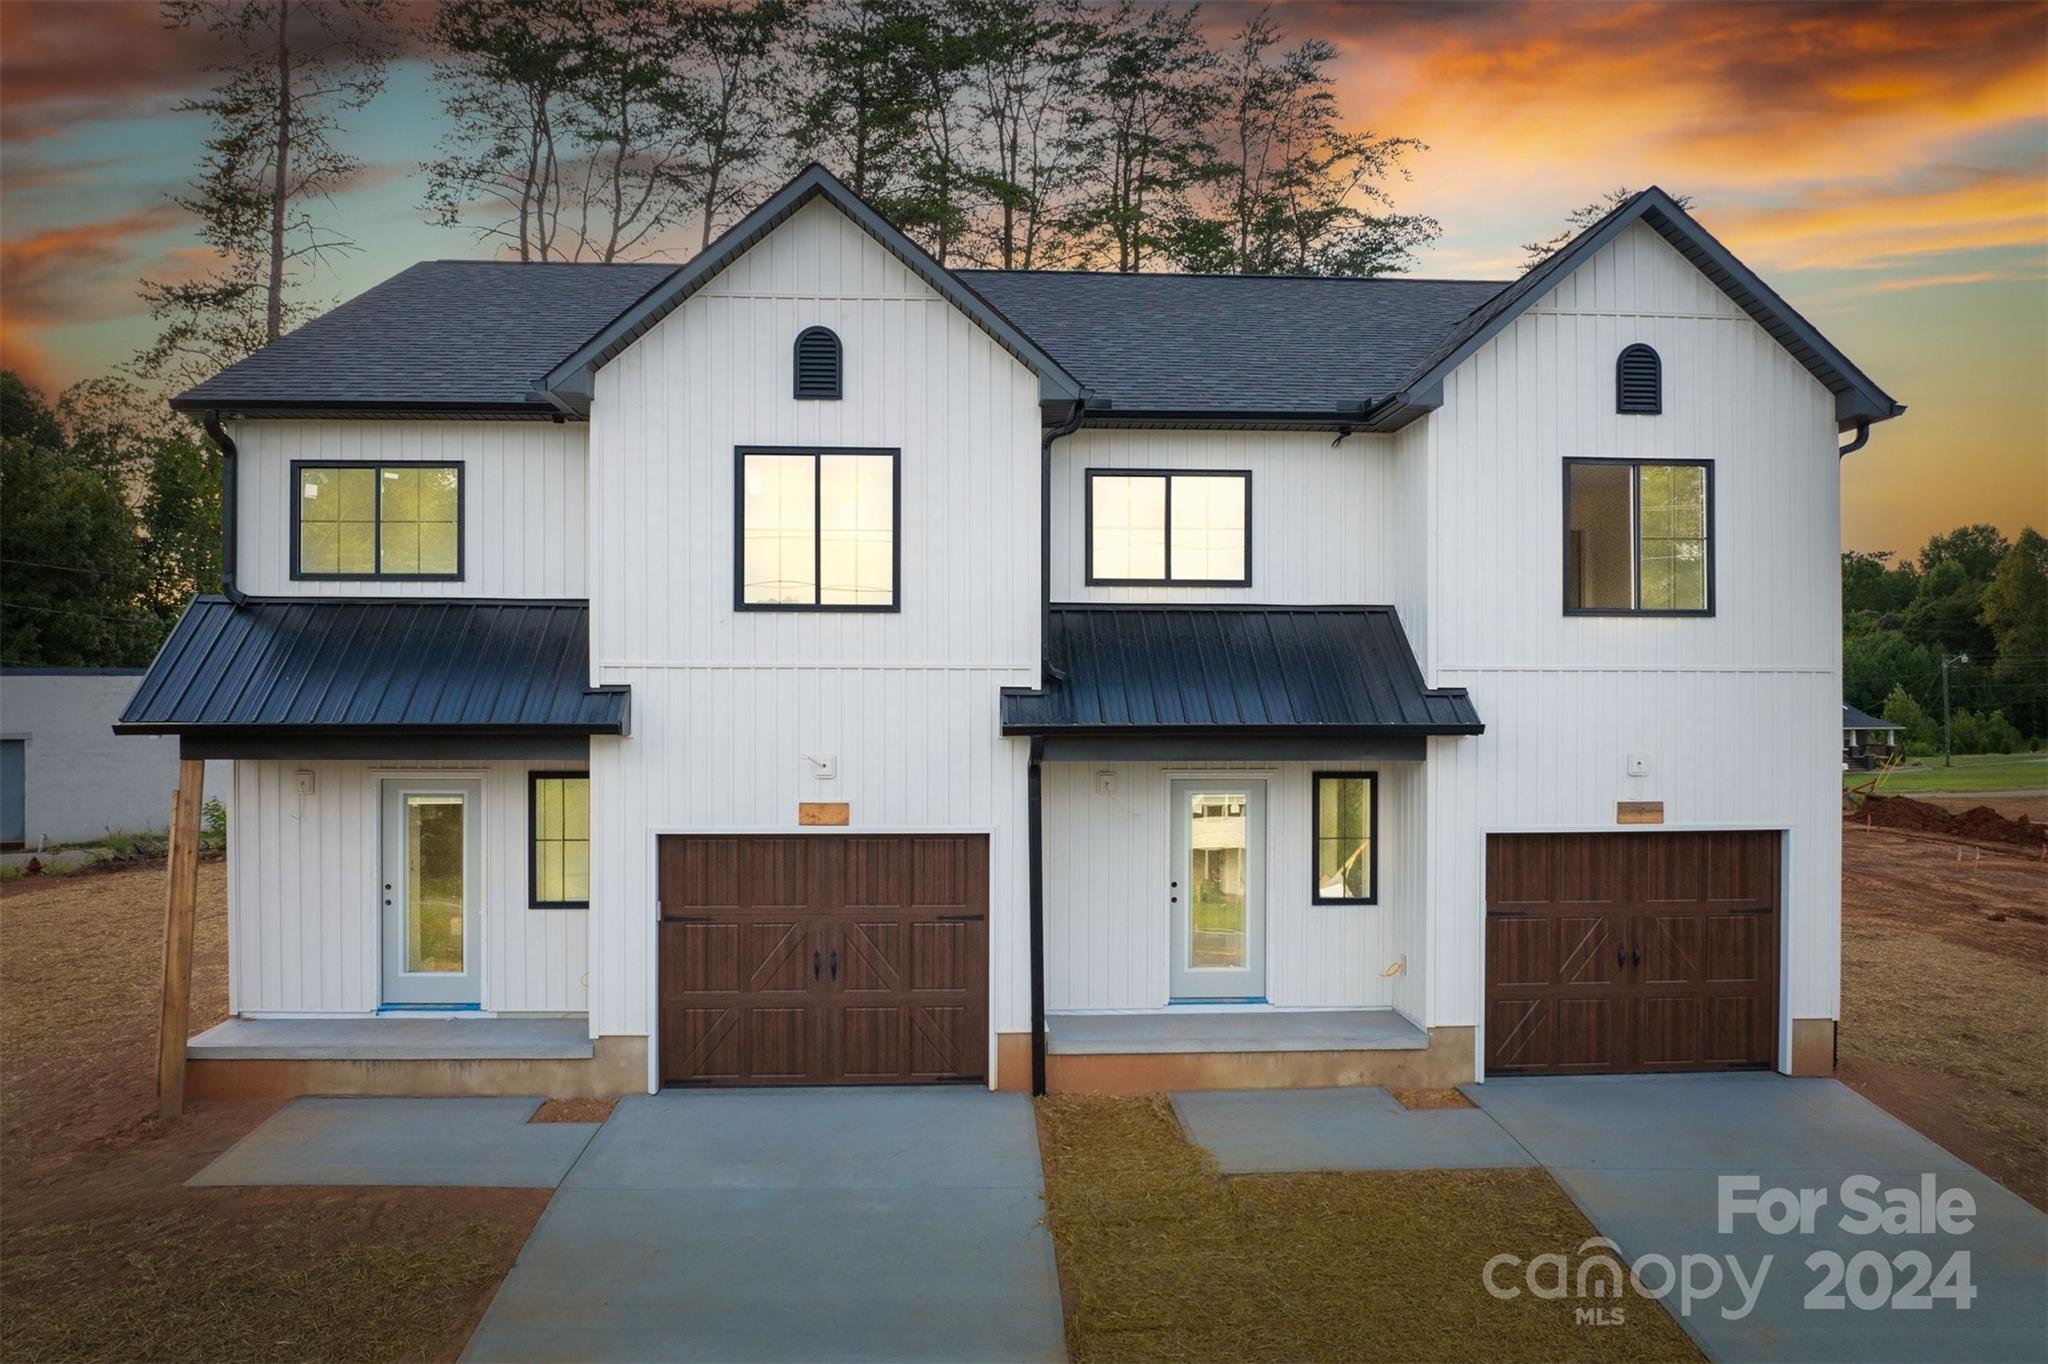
(793, 326), (843, 399)
(1616, 343), (1662, 415)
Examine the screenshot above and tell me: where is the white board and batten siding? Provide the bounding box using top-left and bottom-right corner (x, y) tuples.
(1044, 762), (1424, 1017)
(1412, 221), (1844, 1048)
(583, 199), (1044, 1052)
(226, 759), (587, 1014)
(230, 420), (589, 598)
(1051, 428), (1410, 607)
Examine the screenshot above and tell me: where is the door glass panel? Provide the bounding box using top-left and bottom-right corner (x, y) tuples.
(405, 794), (466, 973)
(1187, 790), (1248, 969)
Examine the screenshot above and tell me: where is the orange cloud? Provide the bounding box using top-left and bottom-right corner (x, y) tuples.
(1709, 168), (2048, 270)
(0, 204), (188, 386)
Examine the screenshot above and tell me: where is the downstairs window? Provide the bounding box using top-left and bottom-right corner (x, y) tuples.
(529, 773), (590, 908)
(1312, 772), (1377, 904)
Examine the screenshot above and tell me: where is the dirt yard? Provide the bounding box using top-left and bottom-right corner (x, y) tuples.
(0, 863), (546, 1363)
(1838, 823), (2048, 1210)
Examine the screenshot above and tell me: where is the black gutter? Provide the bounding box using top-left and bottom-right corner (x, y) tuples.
(1028, 733), (1047, 1096)
(202, 410), (247, 607)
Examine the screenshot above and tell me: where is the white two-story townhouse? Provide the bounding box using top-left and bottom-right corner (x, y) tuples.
(118, 166), (1901, 1099)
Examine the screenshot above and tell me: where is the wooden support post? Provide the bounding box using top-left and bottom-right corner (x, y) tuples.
(156, 759), (205, 1121)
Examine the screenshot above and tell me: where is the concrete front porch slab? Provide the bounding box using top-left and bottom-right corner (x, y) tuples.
(187, 1096), (601, 1188)
(1470, 1074), (2048, 1363)
(1047, 1008), (1427, 1055)
(188, 1017), (596, 1061)
(1171, 1087), (1535, 1173)
(464, 1089), (1065, 1363)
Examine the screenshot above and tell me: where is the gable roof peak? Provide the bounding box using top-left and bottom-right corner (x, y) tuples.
(538, 162), (1082, 412)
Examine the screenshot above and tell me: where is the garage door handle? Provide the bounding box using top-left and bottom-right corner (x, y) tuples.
(1632, 944), (1641, 967)
(813, 950), (822, 980)
(829, 949), (838, 980)
(1617, 944), (1625, 968)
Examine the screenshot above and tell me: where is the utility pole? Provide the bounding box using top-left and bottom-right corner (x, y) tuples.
(1940, 651), (1969, 768)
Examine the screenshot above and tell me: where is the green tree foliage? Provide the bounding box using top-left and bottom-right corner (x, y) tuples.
(137, 0), (396, 387)
(1844, 523), (2045, 746)
(1948, 708), (2023, 756)
(0, 374), (220, 666)
(1879, 683), (1937, 753)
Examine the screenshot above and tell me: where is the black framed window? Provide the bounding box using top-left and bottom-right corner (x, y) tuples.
(1563, 458), (1713, 615)
(736, 447), (899, 610)
(529, 772), (590, 908)
(293, 461), (463, 581)
(1086, 469), (1250, 586)
(1312, 772), (1377, 905)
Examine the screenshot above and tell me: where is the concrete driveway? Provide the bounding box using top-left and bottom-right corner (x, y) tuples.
(461, 1088), (1065, 1364)
(1468, 1074), (2047, 1364)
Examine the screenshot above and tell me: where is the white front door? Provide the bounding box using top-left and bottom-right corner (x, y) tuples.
(1169, 778), (1266, 1000)
(380, 779), (482, 1006)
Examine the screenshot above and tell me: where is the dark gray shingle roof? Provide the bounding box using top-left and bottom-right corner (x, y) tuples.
(116, 597), (628, 733)
(172, 261), (676, 414)
(1842, 703), (1900, 731)
(959, 271), (1505, 416)
(1000, 605), (1482, 735)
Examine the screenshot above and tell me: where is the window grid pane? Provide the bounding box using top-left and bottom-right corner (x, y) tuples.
(1315, 775), (1373, 900)
(1167, 474), (1247, 582)
(298, 465), (456, 578)
(818, 454), (894, 605)
(1090, 475), (1167, 581)
(532, 776), (590, 905)
(1565, 463), (1634, 609)
(1636, 464), (1708, 611)
(741, 454), (818, 604)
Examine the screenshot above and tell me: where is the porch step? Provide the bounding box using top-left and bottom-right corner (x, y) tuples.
(188, 1017), (596, 1062)
(1046, 1009), (1428, 1056)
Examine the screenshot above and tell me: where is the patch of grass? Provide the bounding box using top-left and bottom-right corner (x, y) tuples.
(1848, 752), (2047, 794)
(2, 1206), (524, 1364)
(1037, 1095), (1701, 1363)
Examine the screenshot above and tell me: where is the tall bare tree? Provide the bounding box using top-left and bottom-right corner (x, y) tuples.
(1062, 0), (1218, 273)
(679, 0), (796, 249)
(1172, 9), (1436, 276)
(957, 0), (1092, 268)
(136, 0), (395, 385)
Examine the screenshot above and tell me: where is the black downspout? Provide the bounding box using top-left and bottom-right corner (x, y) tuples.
(1040, 397), (1089, 687)
(1837, 418), (1871, 458)
(203, 409), (247, 606)
(1030, 396), (1088, 1097)
(1028, 733), (1047, 1096)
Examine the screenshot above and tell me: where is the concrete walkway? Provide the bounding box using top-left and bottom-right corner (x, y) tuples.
(1171, 1086), (1533, 1171)
(1468, 1075), (2047, 1364)
(188, 1097), (601, 1188)
(463, 1089), (1065, 1363)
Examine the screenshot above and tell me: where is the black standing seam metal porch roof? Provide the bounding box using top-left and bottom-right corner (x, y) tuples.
(115, 597), (627, 736)
(1000, 605), (1481, 736)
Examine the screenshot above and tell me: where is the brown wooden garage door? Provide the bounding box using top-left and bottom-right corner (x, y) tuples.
(657, 834), (988, 1085)
(1485, 831), (1780, 1075)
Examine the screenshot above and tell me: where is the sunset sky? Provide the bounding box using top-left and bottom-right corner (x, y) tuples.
(1, 0), (2042, 555)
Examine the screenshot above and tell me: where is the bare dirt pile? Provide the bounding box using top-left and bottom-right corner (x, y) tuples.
(1857, 793), (2045, 850)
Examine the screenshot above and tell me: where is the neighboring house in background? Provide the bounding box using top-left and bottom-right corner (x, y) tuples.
(0, 669), (227, 850)
(115, 166), (1901, 1100)
(1842, 703), (1905, 770)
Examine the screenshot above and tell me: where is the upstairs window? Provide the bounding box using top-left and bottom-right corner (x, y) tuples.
(1616, 343), (1662, 414)
(1312, 772), (1377, 904)
(793, 326), (843, 399)
(738, 448), (898, 610)
(1087, 470), (1250, 586)
(529, 772), (589, 908)
(1564, 459), (1712, 614)
(294, 462), (462, 580)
